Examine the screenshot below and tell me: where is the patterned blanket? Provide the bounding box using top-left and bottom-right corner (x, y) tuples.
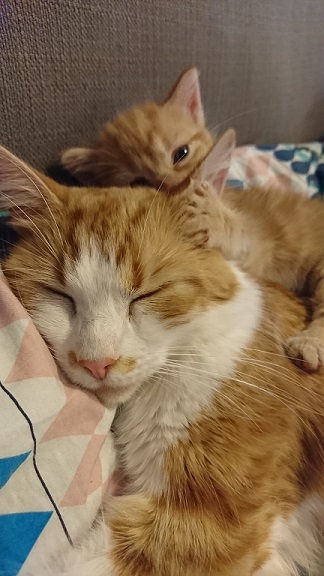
(0, 272), (116, 576)
(228, 141), (324, 197)
(0, 141), (323, 574)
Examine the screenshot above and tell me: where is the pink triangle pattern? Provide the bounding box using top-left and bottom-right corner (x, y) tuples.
(5, 319), (59, 384)
(267, 173), (292, 192)
(0, 274), (29, 328)
(41, 385), (105, 442)
(60, 435), (106, 506)
(246, 155), (270, 179)
(0, 267), (116, 569)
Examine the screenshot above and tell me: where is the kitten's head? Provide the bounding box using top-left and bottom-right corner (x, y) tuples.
(60, 68), (213, 191)
(0, 145), (237, 405)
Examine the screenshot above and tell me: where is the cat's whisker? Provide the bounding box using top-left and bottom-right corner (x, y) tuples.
(4, 247), (64, 278)
(161, 359), (320, 416)
(243, 348), (301, 360)
(167, 344), (311, 372)
(0, 237), (20, 251)
(1, 267), (34, 273)
(168, 351), (301, 364)
(13, 271), (27, 310)
(173, 355), (317, 401)
(2, 209), (65, 266)
(154, 370), (257, 422)
(234, 373), (322, 415)
(209, 106), (263, 136)
(0, 192), (60, 261)
(0, 152), (65, 250)
(7, 192), (69, 271)
(2, 235), (63, 270)
(240, 355), (318, 383)
(158, 367), (302, 428)
(234, 380), (310, 429)
(137, 172), (171, 256)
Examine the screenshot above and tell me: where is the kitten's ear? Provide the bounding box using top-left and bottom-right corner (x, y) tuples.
(165, 67), (204, 125)
(60, 147), (97, 185)
(0, 145), (62, 229)
(196, 129), (236, 195)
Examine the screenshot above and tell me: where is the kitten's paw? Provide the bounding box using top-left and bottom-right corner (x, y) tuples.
(284, 330), (324, 372)
(182, 183), (215, 248)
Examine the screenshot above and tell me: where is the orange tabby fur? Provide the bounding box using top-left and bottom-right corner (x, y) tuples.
(1, 146), (324, 575)
(60, 68), (212, 190)
(108, 284), (324, 576)
(177, 160), (324, 372)
(60, 68), (324, 371)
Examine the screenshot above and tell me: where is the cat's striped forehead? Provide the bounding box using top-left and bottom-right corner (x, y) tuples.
(59, 186), (178, 291)
(53, 186), (237, 324)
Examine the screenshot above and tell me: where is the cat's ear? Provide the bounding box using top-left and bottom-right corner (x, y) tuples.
(165, 67), (204, 125)
(0, 145), (62, 229)
(195, 129), (236, 195)
(60, 147), (97, 185)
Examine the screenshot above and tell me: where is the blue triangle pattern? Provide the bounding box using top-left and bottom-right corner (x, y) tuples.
(0, 511), (52, 576)
(0, 452), (31, 489)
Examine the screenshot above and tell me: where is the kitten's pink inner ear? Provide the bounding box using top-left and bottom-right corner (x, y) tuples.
(166, 67), (204, 125)
(197, 129), (236, 195)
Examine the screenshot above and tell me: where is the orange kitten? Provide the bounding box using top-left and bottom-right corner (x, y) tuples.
(60, 67), (213, 190)
(177, 130), (324, 372)
(62, 68), (324, 372)
(1, 146), (324, 576)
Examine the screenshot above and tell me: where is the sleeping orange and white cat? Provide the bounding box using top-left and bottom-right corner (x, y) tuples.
(61, 67), (324, 373)
(1, 145), (324, 576)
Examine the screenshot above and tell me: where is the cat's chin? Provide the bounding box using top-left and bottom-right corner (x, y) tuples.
(94, 382), (139, 408)
(60, 361), (140, 406)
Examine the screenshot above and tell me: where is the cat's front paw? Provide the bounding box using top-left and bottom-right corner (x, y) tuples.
(181, 183), (215, 248)
(284, 329), (324, 372)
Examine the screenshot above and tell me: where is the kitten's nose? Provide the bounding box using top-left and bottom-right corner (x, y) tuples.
(78, 357), (116, 380)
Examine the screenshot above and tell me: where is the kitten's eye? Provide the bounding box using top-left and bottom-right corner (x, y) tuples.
(130, 177), (150, 188)
(46, 287), (76, 314)
(173, 145), (189, 165)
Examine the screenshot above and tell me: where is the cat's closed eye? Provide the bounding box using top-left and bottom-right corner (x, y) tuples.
(46, 287), (77, 314)
(131, 288), (162, 305)
(173, 145), (189, 165)
(128, 289), (162, 319)
(130, 177), (151, 188)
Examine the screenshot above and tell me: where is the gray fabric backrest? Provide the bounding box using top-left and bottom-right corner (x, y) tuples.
(0, 0), (324, 170)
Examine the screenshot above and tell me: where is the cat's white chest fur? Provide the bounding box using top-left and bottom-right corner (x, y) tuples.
(115, 265), (263, 495)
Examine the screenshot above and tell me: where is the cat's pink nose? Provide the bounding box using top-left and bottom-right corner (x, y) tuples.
(78, 357), (116, 380)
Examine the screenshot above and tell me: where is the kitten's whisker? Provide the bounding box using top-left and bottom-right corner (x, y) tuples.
(209, 106), (263, 136)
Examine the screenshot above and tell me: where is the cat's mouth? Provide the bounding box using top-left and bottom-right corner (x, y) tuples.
(68, 352), (136, 376)
(65, 361), (139, 403)
(65, 350), (142, 400)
